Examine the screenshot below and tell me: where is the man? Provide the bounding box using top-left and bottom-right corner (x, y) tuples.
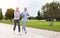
(13, 7), (21, 34)
(21, 7), (30, 34)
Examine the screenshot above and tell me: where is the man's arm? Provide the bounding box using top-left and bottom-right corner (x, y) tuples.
(27, 14), (29, 16)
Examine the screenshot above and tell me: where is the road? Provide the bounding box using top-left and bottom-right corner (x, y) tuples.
(0, 23), (60, 38)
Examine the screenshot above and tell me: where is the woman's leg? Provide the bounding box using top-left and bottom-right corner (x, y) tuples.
(17, 20), (20, 32)
(13, 20), (16, 31)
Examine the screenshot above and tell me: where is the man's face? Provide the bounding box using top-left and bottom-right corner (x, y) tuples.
(24, 8), (27, 12)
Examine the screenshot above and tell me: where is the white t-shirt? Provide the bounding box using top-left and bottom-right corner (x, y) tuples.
(14, 11), (20, 20)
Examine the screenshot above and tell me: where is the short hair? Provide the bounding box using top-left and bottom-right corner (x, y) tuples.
(24, 7), (27, 11)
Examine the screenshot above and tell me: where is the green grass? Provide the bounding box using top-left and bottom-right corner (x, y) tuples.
(0, 19), (60, 32)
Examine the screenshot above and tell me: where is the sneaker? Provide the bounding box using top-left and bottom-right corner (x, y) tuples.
(22, 28), (23, 32)
(18, 32), (21, 35)
(25, 32), (27, 34)
(13, 31), (15, 34)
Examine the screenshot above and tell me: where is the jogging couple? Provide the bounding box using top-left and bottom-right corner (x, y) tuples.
(13, 7), (30, 34)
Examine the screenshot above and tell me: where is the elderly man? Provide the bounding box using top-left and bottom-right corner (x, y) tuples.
(21, 7), (30, 34)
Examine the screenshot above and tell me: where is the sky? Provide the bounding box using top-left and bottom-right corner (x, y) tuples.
(0, 0), (60, 16)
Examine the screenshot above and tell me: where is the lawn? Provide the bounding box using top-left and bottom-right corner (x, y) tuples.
(0, 19), (60, 32)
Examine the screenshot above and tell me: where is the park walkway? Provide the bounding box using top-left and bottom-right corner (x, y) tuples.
(0, 23), (60, 38)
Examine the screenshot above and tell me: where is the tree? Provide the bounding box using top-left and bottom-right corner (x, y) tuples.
(42, 2), (60, 26)
(38, 10), (40, 16)
(5, 8), (14, 22)
(0, 8), (3, 20)
(36, 10), (42, 20)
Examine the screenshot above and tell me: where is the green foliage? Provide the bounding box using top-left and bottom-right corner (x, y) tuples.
(28, 17), (37, 20)
(42, 2), (60, 20)
(0, 8), (3, 19)
(36, 10), (42, 20)
(5, 8), (14, 20)
(38, 10), (40, 16)
(36, 16), (42, 20)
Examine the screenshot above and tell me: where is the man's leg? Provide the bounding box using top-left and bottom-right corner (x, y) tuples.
(13, 20), (16, 31)
(22, 21), (27, 33)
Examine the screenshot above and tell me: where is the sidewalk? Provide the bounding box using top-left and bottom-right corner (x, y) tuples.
(0, 23), (60, 38)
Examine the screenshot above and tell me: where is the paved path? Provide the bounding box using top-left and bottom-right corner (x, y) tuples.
(0, 23), (60, 38)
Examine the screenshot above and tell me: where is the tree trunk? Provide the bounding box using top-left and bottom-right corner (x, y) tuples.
(49, 18), (54, 26)
(10, 19), (12, 22)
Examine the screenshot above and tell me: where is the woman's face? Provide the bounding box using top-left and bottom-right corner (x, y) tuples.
(16, 7), (19, 11)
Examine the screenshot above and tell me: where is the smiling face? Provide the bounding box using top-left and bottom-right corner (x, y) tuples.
(24, 7), (27, 12)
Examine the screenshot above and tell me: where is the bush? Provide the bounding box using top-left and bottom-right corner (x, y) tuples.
(0, 8), (3, 20)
